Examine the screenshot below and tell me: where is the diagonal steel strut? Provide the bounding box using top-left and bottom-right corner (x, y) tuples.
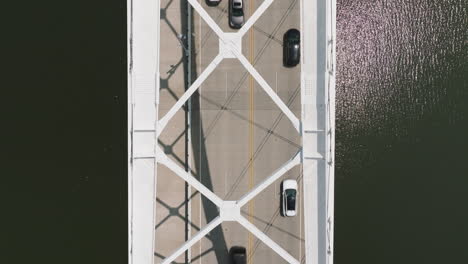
(186, 0), (224, 39)
(156, 147), (224, 207)
(238, 216), (300, 264)
(157, 54), (223, 137)
(237, 0), (274, 37)
(232, 46), (301, 132)
(237, 152), (301, 207)
(161, 216), (223, 264)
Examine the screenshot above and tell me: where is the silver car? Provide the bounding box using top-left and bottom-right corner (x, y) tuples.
(229, 0), (244, 29)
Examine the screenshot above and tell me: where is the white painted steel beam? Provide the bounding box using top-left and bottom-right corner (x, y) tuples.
(187, 0), (224, 39)
(300, 0), (335, 264)
(237, 0), (273, 37)
(233, 48), (301, 132)
(237, 152), (301, 207)
(161, 216), (223, 264)
(156, 147), (224, 207)
(157, 54), (223, 136)
(128, 0), (160, 264)
(238, 216), (300, 264)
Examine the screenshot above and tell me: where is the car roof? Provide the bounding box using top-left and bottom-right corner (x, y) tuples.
(283, 179), (297, 190)
(230, 246), (246, 264)
(230, 246), (246, 254)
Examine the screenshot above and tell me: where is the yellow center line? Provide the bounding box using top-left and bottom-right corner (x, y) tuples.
(248, 0), (255, 263)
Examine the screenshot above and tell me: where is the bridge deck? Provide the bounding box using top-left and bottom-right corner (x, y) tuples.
(128, 0), (335, 263)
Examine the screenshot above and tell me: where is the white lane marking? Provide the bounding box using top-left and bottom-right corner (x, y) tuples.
(224, 171), (227, 196)
(276, 71), (278, 94)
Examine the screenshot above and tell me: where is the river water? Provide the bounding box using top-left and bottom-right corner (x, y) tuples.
(3, 0), (466, 263)
(335, 0), (467, 263)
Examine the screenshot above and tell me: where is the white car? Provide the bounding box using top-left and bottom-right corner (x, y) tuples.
(282, 179), (298, 217)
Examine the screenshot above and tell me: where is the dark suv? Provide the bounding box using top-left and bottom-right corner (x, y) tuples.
(229, 246), (246, 264)
(283, 29), (300, 67)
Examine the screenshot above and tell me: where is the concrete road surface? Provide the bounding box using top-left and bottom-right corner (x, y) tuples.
(155, 0), (191, 263)
(191, 0), (304, 263)
(155, 0), (304, 263)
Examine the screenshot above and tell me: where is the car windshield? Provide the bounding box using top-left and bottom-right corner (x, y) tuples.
(232, 7), (243, 17)
(285, 189), (296, 210)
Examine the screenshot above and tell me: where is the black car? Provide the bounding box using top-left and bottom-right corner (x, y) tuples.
(229, 0), (244, 29)
(283, 29), (300, 67)
(229, 246), (246, 264)
(206, 0), (221, 6)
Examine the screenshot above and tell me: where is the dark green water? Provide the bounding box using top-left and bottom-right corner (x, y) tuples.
(2, 0), (467, 263)
(3, 1), (127, 263)
(335, 0), (467, 263)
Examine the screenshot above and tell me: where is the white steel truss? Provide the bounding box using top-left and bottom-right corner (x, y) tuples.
(128, 0), (335, 263)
